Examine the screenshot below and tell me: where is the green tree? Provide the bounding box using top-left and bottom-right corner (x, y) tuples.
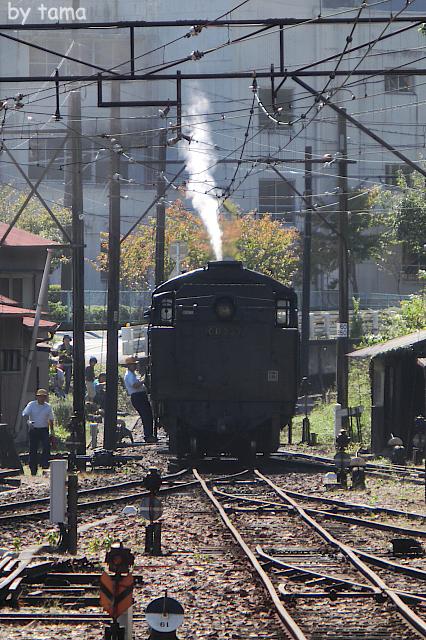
(311, 190), (392, 293)
(370, 171), (426, 276)
(0, 184), (71, 243)
(97, 200), (211, 289)
(230, 214), (300, 285)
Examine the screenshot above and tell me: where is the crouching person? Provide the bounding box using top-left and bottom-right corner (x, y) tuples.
(22, 389), (55, 476)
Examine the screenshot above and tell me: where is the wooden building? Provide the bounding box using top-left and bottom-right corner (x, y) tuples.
(0, 225), (57, 437)
(348, 330), (426, 453)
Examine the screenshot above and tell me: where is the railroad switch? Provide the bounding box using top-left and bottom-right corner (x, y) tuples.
(141, 469), (163, 556)
(143, 468), (163, 494)
(387, 436), (406, 465)
(391, 538), (424, 557)
(334, 429), (351, 488)
(349, 457), (366, 490)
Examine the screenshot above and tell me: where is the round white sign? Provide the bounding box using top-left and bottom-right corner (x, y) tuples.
(146, 596), (184, 633)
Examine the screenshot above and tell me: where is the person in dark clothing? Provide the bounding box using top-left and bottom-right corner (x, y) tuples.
(85, 357), (97, 401)
(123, 356), (156, 442)
(94, 372), (106, 410)
(57, 335), (73, 394)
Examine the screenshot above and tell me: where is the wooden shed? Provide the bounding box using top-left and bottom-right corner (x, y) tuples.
(348, 330), (426, 454)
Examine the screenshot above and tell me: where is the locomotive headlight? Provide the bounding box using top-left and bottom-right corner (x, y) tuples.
(214, 297), (235, 321)
(276, 299), (290, 326)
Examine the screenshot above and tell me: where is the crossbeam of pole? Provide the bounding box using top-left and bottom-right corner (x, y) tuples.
(0, 139), (72, 245)
(292, 76), (426, 180)
(120, 166), (186, 244)
(0, 17), (425, 30)
(5, 67), (426, 83)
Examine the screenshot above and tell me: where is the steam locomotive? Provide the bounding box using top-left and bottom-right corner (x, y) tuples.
(147, 260), (300, 458)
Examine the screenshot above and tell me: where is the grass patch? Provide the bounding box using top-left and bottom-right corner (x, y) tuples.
(284, 359), (372, 452)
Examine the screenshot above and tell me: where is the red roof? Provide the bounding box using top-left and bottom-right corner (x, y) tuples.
(0, 223), (58, 247)
(0, 294), (18, 306)
(23, 317), (58, 330)
(0, 303), (36, 317)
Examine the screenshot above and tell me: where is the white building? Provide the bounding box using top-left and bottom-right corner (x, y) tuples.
(0, 0), (424, 296)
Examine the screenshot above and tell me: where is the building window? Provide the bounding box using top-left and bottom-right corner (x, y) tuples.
(0, 350), (21, 372)
(384, 74), (415, 93)
(0, 277), (23, 304)
(258, 88), (293, 129)
(258, 179), (295, 218)
(29, 135), (66, 181)
(384, 164), (411, 186)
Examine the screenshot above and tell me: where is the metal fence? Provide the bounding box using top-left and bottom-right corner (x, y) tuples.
(52, 289), (411, 324)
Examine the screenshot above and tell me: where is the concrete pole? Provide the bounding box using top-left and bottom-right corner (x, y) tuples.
(14, 248), (53, 434)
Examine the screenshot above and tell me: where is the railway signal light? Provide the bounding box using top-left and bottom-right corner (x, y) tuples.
(105, 543), (135, 575)
(101, 543), (135, 640)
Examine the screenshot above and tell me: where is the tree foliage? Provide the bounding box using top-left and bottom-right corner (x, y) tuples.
(311, 189), (392, 292)
(0, 184), (71, 243)
(224, 214), (300, 286)
(97, 200), (211, 289)
(97, 203), (301, 289)
(370, 171), (426, 260)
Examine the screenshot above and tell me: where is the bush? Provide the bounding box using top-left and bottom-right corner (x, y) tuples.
(48, 284), (62, 304)
(50, 396), (73, 441)
(48, 300), (68, 323)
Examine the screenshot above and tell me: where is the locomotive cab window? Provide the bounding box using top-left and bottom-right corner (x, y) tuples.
(276, 299), (291, 327)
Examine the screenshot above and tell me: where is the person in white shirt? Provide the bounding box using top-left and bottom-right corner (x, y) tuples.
(123, 356), (156, 442)
(22, 389), (55, 476)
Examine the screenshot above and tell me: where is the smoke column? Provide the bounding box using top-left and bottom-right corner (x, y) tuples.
(181, 91), (223, 260)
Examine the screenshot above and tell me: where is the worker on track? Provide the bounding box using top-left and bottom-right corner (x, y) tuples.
(123, 356), (156, 443)
(22, 389), (55, 476)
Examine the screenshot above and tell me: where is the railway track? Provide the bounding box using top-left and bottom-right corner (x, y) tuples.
(194, 468), (426, 639)
(1, 457), (425, 637)
(275, 450), (425, 484)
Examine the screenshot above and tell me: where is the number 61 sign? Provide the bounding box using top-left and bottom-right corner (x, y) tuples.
(145, 594), (184, 635)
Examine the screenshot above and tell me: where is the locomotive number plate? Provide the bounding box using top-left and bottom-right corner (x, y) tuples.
(267, 370), (279, 382)
(207, 326), (241, 337)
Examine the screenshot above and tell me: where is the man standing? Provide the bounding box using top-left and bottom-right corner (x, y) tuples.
(57, 335), (73, 394)
(85, 356), (97, 401)
(22, 389), (55, 476)
(123, 356), (156, 442)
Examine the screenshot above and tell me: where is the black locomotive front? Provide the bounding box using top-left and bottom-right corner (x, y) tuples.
(148, 261), (299, 457)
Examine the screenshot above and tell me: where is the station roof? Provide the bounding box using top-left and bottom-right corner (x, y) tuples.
(348, 329), (426, 359)
(0, 223), (58, 248)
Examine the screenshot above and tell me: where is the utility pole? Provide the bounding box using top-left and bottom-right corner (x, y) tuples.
(104, 81), (121, 450)
(70, 90), (86, 460)
(336, 110), (349, 413)
(155, 128), (167, 286)
(301, 146), (313, 380)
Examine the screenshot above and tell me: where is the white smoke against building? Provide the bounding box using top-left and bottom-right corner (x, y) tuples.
(180, 90), (223, 260)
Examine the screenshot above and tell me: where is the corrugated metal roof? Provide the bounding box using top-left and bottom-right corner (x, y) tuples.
(348, 330), (426, 359)
(0, 223), (58, 247)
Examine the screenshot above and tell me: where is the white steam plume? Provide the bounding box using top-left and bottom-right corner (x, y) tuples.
(180, 91), (223, 260)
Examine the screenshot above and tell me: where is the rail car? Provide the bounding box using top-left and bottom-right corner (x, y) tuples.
(147, 260), (300, 458)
